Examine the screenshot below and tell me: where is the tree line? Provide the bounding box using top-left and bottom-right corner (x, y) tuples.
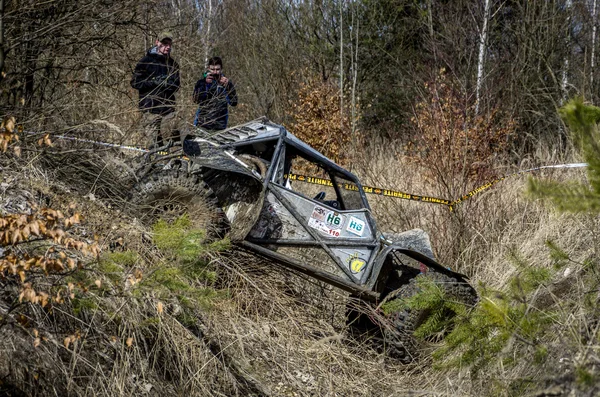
(0, 0), (597, 156)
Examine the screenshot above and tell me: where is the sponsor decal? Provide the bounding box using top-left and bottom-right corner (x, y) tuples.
(347, 253), (366, 274)
(308, 206), (344, 237)
(308, 218), (342, 237)
(346, 216), (366, 237)
(308, 217), (330, 233)
(325, 211), (344, 229)
(310, 205), (327, 221)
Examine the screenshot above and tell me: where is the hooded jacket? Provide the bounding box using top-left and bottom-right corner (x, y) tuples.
(193, 76), (238, 131)
(131, 47), (180, 115)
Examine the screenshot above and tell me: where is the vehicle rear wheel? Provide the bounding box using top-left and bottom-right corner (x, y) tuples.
(130, 168), (226, 238)
(382, 271), (477, 363)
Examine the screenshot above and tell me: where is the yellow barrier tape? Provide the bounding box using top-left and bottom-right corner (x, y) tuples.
(21, 126), (586, 211)
(287, 173), (451, 206)
(288, 163), (588, 211)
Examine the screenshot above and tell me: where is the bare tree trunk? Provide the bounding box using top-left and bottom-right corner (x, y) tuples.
(339, 0), (344, 130)
(204, 0), (212, 67)
(428, 0), (436, 62)
(0, 0), (4, 82)
(172, 0), (181, 22)
(351, 0), (359, 139)
(591, 0), (597, 99)
(475, 0), (491, 115)
(562, 0), (573, 104)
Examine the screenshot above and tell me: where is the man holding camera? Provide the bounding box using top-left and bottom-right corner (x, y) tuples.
(193, 57), (238, 131)
(131, 32), (180, 148)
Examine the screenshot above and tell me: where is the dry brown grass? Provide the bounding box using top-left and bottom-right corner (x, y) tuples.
(347, 137), (599, 395)
(202, 255), (442, 396)
(1, 128), (599, 396)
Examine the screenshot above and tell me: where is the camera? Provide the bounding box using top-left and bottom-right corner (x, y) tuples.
(205, 71), (222, 82)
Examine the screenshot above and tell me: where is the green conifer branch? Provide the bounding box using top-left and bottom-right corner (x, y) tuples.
(529, 98), (600, 211)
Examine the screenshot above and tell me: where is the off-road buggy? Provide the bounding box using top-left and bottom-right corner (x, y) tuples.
(130, 118), (477, 362)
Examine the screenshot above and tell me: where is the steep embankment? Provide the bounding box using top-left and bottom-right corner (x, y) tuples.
(1, 133), (599, 396)
(0, 146), (425, 396)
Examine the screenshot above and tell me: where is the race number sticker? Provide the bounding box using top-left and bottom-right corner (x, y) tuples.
(346, 216), (366, 237)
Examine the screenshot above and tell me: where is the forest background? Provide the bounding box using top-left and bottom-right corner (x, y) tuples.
(4, 0), (593, 153)
(1, 0), (600, 396)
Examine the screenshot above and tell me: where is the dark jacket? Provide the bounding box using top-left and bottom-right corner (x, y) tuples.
(131, 48), (180, 115)
(193, 77), (238, 130)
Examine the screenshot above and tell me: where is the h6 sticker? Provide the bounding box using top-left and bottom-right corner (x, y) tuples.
(346, 216), (366, 236)
(325, 211), (344, 229)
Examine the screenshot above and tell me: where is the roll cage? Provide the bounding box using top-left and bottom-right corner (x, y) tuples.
(181, 119), (468, 301)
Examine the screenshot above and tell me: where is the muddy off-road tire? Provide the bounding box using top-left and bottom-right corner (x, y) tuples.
(130, 168), (226, 237)
(383, 271), (477, 363)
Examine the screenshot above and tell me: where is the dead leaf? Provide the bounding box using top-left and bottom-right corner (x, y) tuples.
(11, 231), (20, 245)
(4, 117), (15, 133)
(21, 225), (30, 239)
(38, 292), (49, 307)
(67, 258), (76, 269)
(69, 213), (81, 225)
(29, 221), (40, 236)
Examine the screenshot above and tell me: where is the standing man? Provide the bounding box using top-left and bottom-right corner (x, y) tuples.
(131, 32), (180, 148)
(193, 56), (238, 131)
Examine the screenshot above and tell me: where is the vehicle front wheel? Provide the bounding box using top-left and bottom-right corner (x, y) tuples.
(382, 271), (477, 363)
(130, 168), (226, 238)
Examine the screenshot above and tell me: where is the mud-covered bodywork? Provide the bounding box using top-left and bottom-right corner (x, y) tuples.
(179, 118), (470, 301)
